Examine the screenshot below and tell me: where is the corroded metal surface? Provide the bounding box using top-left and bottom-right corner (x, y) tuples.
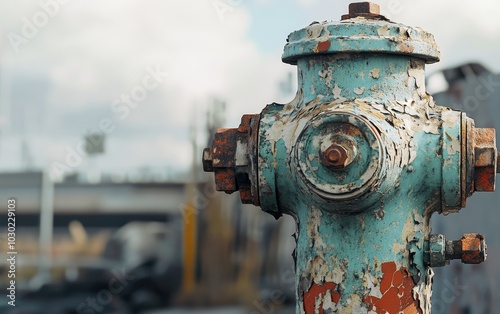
(363, 262), (421, 313)
(202, 2), (498, 313)
(341, 2), (386, 21)
(203, 114), (260, 205)
(473, 128), (497, 191)
(322, 144), (351, 168)
(460, 233), (487, 264)
(424, 233), (487, 267)
(259, 46), (450, 312)
(282, 10), (440, 65)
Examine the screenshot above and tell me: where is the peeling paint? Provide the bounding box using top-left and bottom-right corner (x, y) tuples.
(354, 87), (366, 95)
(303, 282), (341, 314)
(308, 207), (327, 250)
(363, 262), (421, 314)
(203, 6), (489, 314)
(369, 68), (380, 79)
(306, 23), (325, 39)
(377, 25), (390, 37)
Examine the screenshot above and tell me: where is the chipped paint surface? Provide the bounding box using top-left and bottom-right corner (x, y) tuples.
(259, 37), (457, 312)
(369, 68), (380, 79)
(203, 5), (497, 314)
(303, 282), (341, 314)
(282, 17), (440, 65)
(363, 262), (421, 313)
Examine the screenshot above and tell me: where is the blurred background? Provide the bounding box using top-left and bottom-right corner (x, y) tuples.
(0, 0), (499, 313)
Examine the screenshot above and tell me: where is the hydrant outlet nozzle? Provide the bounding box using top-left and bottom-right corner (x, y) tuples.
(426, 234), (487, 267)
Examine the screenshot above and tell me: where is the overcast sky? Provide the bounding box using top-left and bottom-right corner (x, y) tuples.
(0, 0), (500, 180)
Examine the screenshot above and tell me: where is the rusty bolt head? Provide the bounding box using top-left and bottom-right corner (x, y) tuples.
(349, 2), (380, 15)
(341, 2), (384, 20)
(323, 144), (350, 168)
(461, 233), (487, 264)
(202, 148), (214, 172)
(473, 128), (497, 191)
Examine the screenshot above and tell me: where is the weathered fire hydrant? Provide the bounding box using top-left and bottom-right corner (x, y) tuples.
(203, 2), (498, 313)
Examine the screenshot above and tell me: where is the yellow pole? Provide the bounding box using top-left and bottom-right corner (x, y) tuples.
(181, 185), (197, 293)
(181, 114), (199, 295)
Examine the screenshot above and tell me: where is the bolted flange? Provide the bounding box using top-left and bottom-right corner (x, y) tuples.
(202, 114), (260, 205)
(425, 233), (487, 267)
(473, 128), (497, 191)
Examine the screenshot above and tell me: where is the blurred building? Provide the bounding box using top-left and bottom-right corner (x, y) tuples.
(431, 63), (500, 314)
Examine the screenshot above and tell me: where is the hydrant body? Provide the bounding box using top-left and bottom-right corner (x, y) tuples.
(203, 3), (497, 313)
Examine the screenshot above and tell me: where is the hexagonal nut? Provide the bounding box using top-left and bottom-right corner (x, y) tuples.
(428, 234), (447, 267)
(461, 233), (487, 264)
(349, 2), (380, 15)
(474, 128), (497, 191)
(341, 2), (385, 20)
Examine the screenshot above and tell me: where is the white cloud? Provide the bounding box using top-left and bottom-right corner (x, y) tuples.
(0, 0), (291, 175)
(4, 0), (496, 176)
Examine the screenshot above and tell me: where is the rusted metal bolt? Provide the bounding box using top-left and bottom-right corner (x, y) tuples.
(341, 2), (384, 20)
(349, 2), (380, 15)
(473, 128), (497, 191)
(323, 144), (350, 168)
(202, 148), (214, 172)
(425, 234), (448, 267)
(446, 233), (487, 265)
(202, 114), (261, 206)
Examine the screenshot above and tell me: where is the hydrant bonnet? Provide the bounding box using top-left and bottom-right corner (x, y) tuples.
(282, 13), (441, 65)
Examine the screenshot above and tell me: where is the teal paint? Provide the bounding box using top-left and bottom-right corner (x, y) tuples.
(282, 18), (440, 65)
(424, 234), (447, 268)
(258, 16), (459, 313)
(203, 4), (496, 313)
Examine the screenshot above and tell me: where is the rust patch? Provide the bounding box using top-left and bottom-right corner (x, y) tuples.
(317, 41), (331, 52)
(303, 282), (340, 314)
(473, 128), (496, 192)
(461, 233), (487, 264)
(203, 114), (261, 205)
(363, 262), (421, 314)
(475, 167), (495, 192)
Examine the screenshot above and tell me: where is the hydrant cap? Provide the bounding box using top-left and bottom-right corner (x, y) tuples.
(282, 12), (440, 65)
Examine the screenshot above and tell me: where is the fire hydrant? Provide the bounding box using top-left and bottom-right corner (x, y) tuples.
(203, 2), (498, 313)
